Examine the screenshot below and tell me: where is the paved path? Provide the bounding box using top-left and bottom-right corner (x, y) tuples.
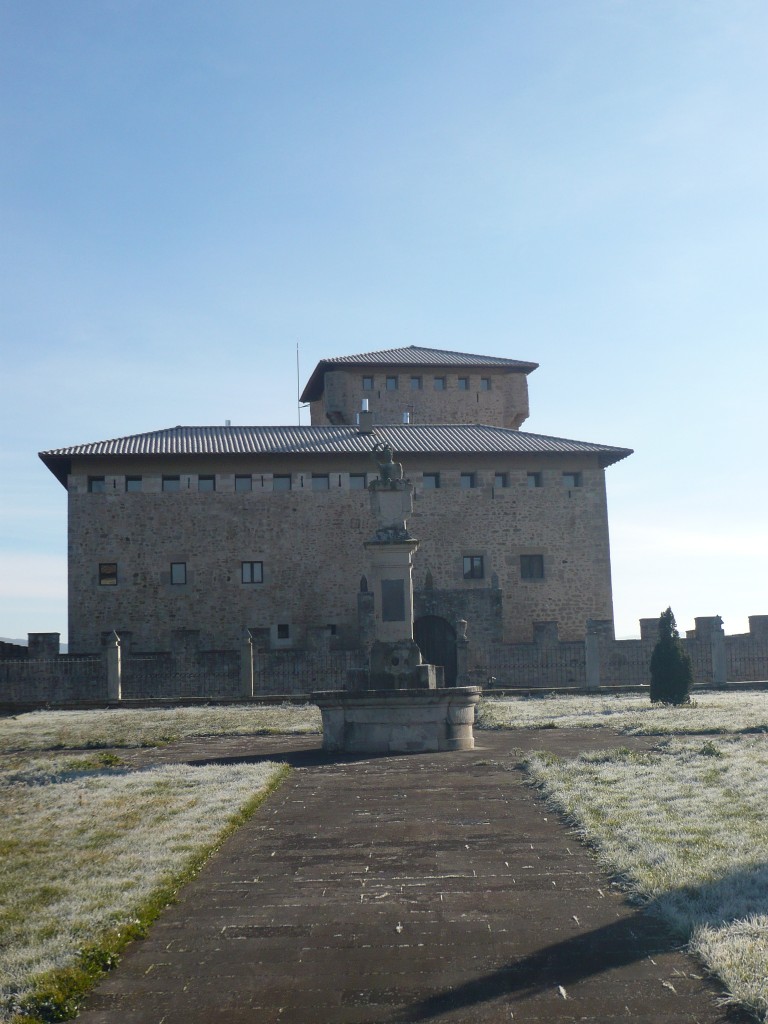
(77, 731), (747, 1023)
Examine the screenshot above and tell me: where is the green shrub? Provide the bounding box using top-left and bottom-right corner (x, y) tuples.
(649, 607), (692, 705)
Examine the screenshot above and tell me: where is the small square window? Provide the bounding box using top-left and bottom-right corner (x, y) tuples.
(460, 472), (476, 489)
(386, 376), (398, 390)
(327, 623), (337, 636)
(458, 377), (469, 391)
(362, 376), (374, 391)
(422, 472), (440, 489)
(235, 475), (252, 492)
(273, 475), (291, 491)
(170, 562), (187, 585)
(277, 623), (290, 640)
(494, 473), (508, 488)
(241, 561), (263, 584)
(162, 476), (180, 492)
(198, 475), (215, 492)
(463, 555), (484, 580)
(350, 473), (367, 490)
(125, 476), (142, 492)
(520, 554), (544, 580)
(88, 477), (106, 493)
(527, 472), (542, 488)
(480, 377), (491, 391)
(99, 562), (117, 586)
(410, 376), (422, 390)
(312, 474), (330, 491)
(563, 472), (582, 488)
(433, 376), (446, 390)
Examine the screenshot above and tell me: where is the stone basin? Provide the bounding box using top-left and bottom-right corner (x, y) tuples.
(313, 686), (481, 754)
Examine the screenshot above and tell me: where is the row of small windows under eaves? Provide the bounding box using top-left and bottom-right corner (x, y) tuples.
(362, 374), (493, 392)
(462, 554), (544, 580)
(98, 561), (264, 586)
(97, 555), (545, 588)
(86, 471), (583, 493)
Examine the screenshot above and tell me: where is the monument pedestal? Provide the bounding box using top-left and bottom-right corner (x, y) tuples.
(314, 687), (480, 754)
(316, 448), (479, 754)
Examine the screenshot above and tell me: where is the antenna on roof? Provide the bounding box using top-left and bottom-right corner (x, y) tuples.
(296, 342), (301, 425)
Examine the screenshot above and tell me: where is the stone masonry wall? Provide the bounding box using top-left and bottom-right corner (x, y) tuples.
(66, 449), (612, 653)
(312, 366), (531, 428)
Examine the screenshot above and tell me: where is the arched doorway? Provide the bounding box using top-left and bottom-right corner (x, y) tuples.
(414, 615), (457, 686)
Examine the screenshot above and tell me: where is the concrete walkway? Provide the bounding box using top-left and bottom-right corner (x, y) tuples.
(77, 731), (748, 1023)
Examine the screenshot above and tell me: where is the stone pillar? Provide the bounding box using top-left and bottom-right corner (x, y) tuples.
(455, 619), (469, 686)
(241, 634), (254, 697)
(585, 629), (600, 691)
(710, 617), (726, 687)
(28, 633), (60, 659)
(106, 631), (122, 701)
(639, 618), (659, 641)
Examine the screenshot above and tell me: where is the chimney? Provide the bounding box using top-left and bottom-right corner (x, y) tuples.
(358, 399), (373, 433)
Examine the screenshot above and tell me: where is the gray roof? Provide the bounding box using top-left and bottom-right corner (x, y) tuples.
(300, 346), (538, 402)
(40, 423), (632, 484)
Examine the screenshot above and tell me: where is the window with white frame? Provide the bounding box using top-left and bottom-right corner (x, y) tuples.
(241, 561), (263, 584)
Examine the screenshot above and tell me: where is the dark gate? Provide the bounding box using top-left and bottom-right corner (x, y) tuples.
(414, 615), (457, 686)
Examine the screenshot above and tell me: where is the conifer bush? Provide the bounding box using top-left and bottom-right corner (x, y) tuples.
(649, 607), (693, 704)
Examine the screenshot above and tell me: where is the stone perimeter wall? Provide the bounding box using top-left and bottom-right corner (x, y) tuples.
(2, 616), (767, 706)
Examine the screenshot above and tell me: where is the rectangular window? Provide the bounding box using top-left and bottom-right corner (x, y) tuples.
(88, 477), (106, 493)
(312, 474), (330, 491)
(273, 475), (291, 491)
(241, 561), (263, 584)
(362, 376), (374, 391)
(235, 475), (252, 492)
(563, 472), (582, 488)
(277, 623), (290, 640)
(527, 472), (542, 488)
(433, 376), (446, 390)
(494, 473), (508, 488)
(463, 555), (484, 580)
(410, 376), (422, 390)
(99, 562), (117, 586)
(198, 475), (215, 492)
(458, 377), (469, 391)
(125, 476), (142, 492)
(170, 562), (187, 585)
(386, 375), (398, 390)
(460, 472), (476, 489)
(162, 476), (180, 492)
(422, 472), (440, 489)
(480, 377), (491, 391)
(520, 554), (544, 580)
(349, 473), (367, 490)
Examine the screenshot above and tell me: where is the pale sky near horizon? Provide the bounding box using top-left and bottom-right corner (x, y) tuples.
(1, 1), (767, 643)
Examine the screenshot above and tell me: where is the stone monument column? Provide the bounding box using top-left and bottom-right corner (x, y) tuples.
(364, 482), (418, 643)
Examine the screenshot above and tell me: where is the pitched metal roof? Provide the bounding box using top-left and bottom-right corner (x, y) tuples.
(40, 424), (632, 484)
(300, 346), (538, 402)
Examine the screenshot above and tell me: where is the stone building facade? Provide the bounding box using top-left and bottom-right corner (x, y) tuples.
(39, 346), (632, 673)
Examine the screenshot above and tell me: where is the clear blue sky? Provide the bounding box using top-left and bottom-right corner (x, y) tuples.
(2, 1), (767, 642)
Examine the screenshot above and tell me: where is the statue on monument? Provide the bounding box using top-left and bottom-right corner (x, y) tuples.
(370, 441), (404, 488)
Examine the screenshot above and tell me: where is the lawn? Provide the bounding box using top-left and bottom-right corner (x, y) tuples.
(490, 692), (768, 1021)
(2, 694), (766, 1022)
(0, 707), (299, 1023)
